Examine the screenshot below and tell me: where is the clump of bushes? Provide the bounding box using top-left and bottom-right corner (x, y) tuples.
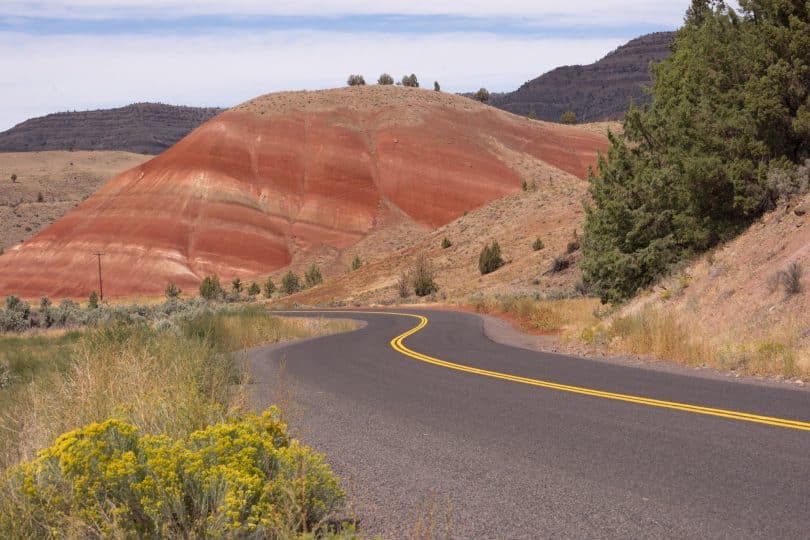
(282, 271), (301, 295)
(304, 264), (323, 288)
(478, 241), (504, 275)
(247, 281), (261, 297)
(87, 291), (99, 310)
(521, 179), (537, 192)
(583, 3), (810, 304)
(550, 256), (571, 273)
(164, 281), (181, 299)
(559, 110), (577, 124)
(351, 255), (362, 271)
(396, 272), (410, 298)
(474, 88), (490, 103)
(772, 261), (803, 298)
(231, 277), (243, 295)
(441, 237), (452, 249)
(0, 408), (344, 537)
(532, 238), (544, 251)
(401, 74), (419, 87)
(410, 253), (438, 297)
(377, 73), (394, 85)
(199, 274), (224, 300)
(263, 277), (276, 298)
(346, 74), (366, 86)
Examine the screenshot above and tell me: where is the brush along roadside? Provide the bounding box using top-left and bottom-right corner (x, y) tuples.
(0, 304), (360, 538)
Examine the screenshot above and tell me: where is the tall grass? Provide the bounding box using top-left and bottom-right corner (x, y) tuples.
(471, 294), (600, 336)
(0, 306), (359, 538)
(0, 307), (355, 470)
(585, 307), (809, 379)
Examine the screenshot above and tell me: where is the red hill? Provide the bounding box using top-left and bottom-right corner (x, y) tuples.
(0, 86), (607, 299)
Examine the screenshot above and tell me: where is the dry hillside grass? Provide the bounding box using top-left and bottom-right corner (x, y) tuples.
(0, 151), (150, 250)
(594, 194), (810, 379)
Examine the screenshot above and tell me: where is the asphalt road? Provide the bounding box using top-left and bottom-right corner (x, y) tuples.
(248, 309), (810, 539)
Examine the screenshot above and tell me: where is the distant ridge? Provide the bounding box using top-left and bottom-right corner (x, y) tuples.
(0, 103), (224, 155)
(491, 32), (675, 122)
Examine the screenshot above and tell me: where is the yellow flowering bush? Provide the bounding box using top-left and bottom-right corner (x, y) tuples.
(0, 408), (345, 538)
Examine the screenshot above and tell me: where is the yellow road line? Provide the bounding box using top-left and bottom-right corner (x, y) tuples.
(280, 310), (810, 432)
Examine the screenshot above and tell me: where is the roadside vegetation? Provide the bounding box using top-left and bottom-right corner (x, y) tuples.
(583, 1), (810, 303)
(468, 290), (808, 380)
(0, 297), (357, 537)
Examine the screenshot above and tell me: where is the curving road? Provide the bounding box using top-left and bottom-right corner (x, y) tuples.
(247, 309), (810, 539)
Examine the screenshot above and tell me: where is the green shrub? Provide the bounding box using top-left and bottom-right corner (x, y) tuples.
(532, 238), (544, 251)
(401, 74), (419, 87)
(478, 241), (504, 275)
(262, 277), (276, 298)
(559, 110), (577, 124)
(164, 282), (181, 299)
(433, 81), (441, 92)
(441, 237), (452, 249)
(87, 291), (99, 310)
(351, 255), (362, 271)
(411, 253), (438, 297)
(231, 277), (242, 294)
(0, 408), (344, 537)
(583, 3), (810, 303)
(346, 74), (366, 86)
(377, 73), (394, 85)
(281, 271), (301, 295)
(199, 275), (223, 300)
(551, 256), (571, 273)
(396, 272), (410, 299)
(247, 282), (261, 297)
(774, 261), (803, 298)
(305, 264), (323, 288)
(474, 88), (490, 103)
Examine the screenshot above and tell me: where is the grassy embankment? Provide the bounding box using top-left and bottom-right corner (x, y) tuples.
(0, 302), (358, 537)
(470, 294), (808, 380)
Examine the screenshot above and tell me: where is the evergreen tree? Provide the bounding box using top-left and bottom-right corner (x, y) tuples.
(582, 0), (810, 303)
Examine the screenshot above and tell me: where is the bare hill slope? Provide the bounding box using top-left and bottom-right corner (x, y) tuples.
(0, 86), (607, 299)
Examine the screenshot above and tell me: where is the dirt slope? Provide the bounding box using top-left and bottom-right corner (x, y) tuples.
(0, 151), (152, 251)
(621, 195), (809, 368)
(0, 86), (607, 299)
(0, 103), (224, 155)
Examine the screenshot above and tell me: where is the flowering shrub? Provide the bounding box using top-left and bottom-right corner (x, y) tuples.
(1, 408), (344, 537)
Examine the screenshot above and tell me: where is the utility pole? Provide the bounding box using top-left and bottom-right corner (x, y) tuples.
(93, 251), (105, 301)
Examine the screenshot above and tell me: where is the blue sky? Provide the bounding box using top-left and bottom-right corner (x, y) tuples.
(0, 1), (692, 131)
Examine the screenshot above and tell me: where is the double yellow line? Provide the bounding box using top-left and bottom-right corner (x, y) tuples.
(286, 310), (810, 432)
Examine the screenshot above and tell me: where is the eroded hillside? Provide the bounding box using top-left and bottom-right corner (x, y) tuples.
(0, 86), (607, 299)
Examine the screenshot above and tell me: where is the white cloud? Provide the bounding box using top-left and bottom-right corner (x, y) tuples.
(0, 30), (627, 130)
(2, 1), (690, 26)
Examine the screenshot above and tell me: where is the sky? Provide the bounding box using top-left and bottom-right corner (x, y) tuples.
(0, 1), (693, 131)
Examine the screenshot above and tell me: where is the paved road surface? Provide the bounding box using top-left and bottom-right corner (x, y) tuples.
(248, 309), (810, 539)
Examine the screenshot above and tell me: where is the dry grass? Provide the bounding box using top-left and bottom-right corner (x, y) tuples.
(0, 150), (150, 250)
(0, 307), (356, 470)
(471, 295), (601, 338)
(408, 492), (455, 540)
(582, 306), (810, 380)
